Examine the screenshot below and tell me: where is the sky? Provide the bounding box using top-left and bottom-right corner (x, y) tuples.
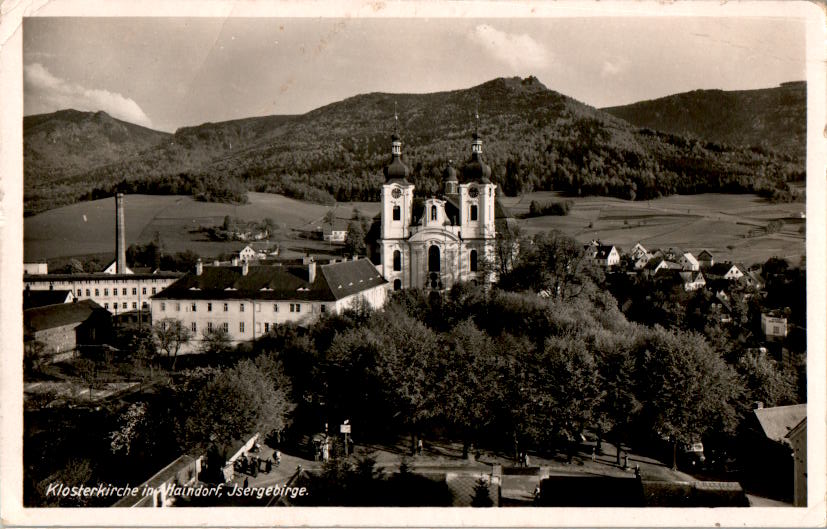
(22, 16), (806, 133)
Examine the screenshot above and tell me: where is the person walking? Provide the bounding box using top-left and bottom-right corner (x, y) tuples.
(274, 449), (281, 466)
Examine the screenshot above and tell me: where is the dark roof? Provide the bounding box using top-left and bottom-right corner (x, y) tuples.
(754, 404), (806, 444)
(708, 262), (739, 276)
(383, 135), (411, 183)
(698, 249), (714, 259)
(153, 260), (386, 302)
(595, 245), (617, 259)
(461, 152), (492, 183)
(23, 289), (73, 310)
(443, 161), (458, 183)
(24, 300), (109, 333)
(24, 271), (182, 282)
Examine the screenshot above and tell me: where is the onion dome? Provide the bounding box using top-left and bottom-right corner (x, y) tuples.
(461, 132), (492, 183)
(383, 133), (412, 183)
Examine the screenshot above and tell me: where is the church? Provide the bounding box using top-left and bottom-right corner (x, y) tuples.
(372, 128), (511, 291)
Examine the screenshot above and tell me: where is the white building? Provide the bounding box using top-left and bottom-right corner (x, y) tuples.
(679, 252), (700, 272)
(151, 257), (388, 352)
(376, 130), (500, 291)
(760, 313), (788, 339)
(24, 271), (181, 319)
(586, 244), (620, 268)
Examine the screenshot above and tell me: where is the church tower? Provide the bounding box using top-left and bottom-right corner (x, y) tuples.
(379, 130), (414, 290)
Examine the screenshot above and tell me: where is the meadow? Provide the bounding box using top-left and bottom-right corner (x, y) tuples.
(25, 191), (805, 267)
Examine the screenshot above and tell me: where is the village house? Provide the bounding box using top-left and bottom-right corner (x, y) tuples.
(586, 244), (621, 268)
(24, 300), (112, 362)
(23, 289), (75, 310)
(629, 242), (649, 261)
(679, 252), (700, 272)
(323, 218), (350, 243)
(707, 262), (745, 281)
(786, 417), (807, 507)
(643, 258), (682, 278)
(697, 249), (715, 268)
(150, 257), (389, 353)
(761, 312), (788, 340)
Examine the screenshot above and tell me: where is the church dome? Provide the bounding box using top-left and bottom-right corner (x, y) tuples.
(383, 133), (412, 183)
(461, 132), (492, 183)
(443, 160), (458, 183)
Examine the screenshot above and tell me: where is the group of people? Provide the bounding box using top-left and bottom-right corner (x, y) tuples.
(235, 449), (281, 480)
(517, 451), (531, 467)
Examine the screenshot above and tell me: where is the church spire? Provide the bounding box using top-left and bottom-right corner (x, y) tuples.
(384, 103), (411, 182)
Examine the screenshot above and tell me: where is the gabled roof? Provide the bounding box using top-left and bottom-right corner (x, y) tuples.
(682, 253), (699, 266)
(153, 260), (386, 302)
(698, 249), (714, 259)
(709, 262), (740, 276)
(753, 404), (806, 444)
(24, 300), (109, 333)
(23, 289), (73, 310)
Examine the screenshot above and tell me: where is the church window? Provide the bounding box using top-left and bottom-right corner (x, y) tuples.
(470, 250), (478, 272)
(431, 205), (437, 221)
(192, 322), (197, 333)
(428, 245), (440, 273)
(393, 250), (401, 271)
(393, 279), (402, 291)
(470, 205), (478, 221)
(393, 206), (401, 221)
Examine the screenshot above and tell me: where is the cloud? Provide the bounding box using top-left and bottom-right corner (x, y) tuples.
(601, 57), (630, 78)
(24, 63), (153, 128)
(468, 24), (548, 72)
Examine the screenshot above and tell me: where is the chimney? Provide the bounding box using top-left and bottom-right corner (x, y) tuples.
(195, 259), (203, 276)
(115, 193), (126, 274)
(241, 261), (249, 276)
(308, 260), (317, 283)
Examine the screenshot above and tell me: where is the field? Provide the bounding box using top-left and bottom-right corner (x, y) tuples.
(25, 192), (804, 267)
(501, 192), (806, 266)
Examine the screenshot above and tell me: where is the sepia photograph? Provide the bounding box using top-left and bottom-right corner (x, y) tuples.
(1, 1), (825, 526)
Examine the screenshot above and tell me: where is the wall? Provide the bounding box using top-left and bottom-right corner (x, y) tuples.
(25, 276), (178, 317)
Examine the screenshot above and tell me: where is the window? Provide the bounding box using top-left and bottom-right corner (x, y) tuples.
(95, 289), (100, 296)
(207, 322), (213, 332)
(192, 322), (197, 333)
(392, 206), (401, 221)
(152, 288), (156, 294)
(114, 288), (117, 296)
(394, 279), (402, 291)
(320, 304), (326, 313)
(222, 322), (229, 333)
(104, 288), (109, 296)
(264, 323), (270, 332)
(289, 304), (294, 313)
(161, 302), (166, 311)
(122, 288), (127, 295)
(256, 322), (262, 333)
(161, 321), (167, 330)
(273, 304), (279, 312)
(240, 303), (245, 312)
(296, 304), (301, 313)
(428, 245), (440, 272)
(470, 250), (478, 272)
(430, 205), (437, 221)
(104, 303), (109, 309)
(132, 288), (137, 295)
(239, 322), (245, 333)
(122, 302), (127, 309)
(393, 250), (401, 272)
(256, 303), (262, 312)
(176, 303), (181, 311)
(142, 301), (148, 308)
(191, 302), (197, 312)
(470, 205), (478, 221)
(207, 302), (212, 312)
(223, 303), (228, 312)
(77, 289), (82, 296)
(132, 302), (137, 309)
(142, 287), (147, 295)
(86, 289), (90, 296)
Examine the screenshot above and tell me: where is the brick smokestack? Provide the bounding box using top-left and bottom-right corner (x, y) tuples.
(116, 193), (126, 274)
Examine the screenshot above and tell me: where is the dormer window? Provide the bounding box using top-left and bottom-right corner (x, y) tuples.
(431, 205), (437, 221)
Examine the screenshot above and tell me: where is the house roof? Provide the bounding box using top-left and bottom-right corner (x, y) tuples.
(682, 253), (699, 265)
(24, 299), (109, 333)
(708, 262), (739, 276)
(153, 259), (387, 302)
(24, 271), (182, 282)
(698, 249), (714, 259)
(323, 219), (351, 232)
(23, 289), (73, 310)
(753, 404), (806, 444)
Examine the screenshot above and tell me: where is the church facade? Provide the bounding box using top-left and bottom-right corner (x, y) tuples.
(376, 131), (499, 291)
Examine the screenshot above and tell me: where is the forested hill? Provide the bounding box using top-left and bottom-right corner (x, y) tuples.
(602, 82), (806, 158)
(24, 76), (804, 215)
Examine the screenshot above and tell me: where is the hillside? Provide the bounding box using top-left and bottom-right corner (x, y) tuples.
(24, 77), (805, 215)
(602, 82), (806, 158)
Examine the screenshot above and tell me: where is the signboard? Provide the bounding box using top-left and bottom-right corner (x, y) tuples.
(340, 424), (351, 434)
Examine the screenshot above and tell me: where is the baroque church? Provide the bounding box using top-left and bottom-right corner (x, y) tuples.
(369, 126), (511, 291)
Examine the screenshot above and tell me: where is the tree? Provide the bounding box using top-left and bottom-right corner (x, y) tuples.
(200, 327), (232, 356)
(75, 358), (100, 402)
(471, 477), (494, 507)
(63, 258), (84, 274)
(343, 221), (366, 256)
(182, 357), (294, 452)
(153, 318), (191, 371)
(634, 327), (741, 469)
(736, 349), (797, 408)
(110, 402), (150, 456)
(24, 340), (47, 375)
